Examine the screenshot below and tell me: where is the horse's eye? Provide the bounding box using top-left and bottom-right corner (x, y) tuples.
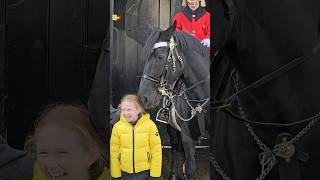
(157, 55), (165, 60)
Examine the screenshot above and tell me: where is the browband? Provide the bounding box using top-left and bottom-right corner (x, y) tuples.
(153, 42), (168, 49)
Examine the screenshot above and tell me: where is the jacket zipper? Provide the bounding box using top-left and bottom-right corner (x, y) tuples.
(132, 126), (135, 173)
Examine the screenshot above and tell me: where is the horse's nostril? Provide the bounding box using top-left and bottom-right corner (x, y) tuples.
(140, 96), (148, 105)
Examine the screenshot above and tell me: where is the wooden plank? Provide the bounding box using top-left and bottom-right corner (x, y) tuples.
(160, 0), (170, 29)
(137, 0), (159, 25)
(124, 0), (139, 94)
(171, 0), (183, 19)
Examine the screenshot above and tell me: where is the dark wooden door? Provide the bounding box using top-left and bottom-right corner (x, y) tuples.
(5, 0), (109, 149)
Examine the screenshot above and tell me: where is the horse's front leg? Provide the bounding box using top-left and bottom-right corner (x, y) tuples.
(181, 132), (196, 180)
(167, 125), (180, 180)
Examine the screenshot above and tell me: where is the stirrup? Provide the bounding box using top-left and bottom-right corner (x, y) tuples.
(196, 135), (209, 146)
(156, 108), (170, 124)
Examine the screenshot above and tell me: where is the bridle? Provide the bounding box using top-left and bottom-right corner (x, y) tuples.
(213, 38), (320, 127)
(212, 0), (320, 127)
(142, 36), (184, 91)
(210, 0), (320, 179)
(212, 41), (320, 180)
(142, 36), (210, 126)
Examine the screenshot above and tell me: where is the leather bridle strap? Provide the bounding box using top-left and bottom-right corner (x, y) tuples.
(214, 39), (320, 108)
(223, 108), (320, 127)
(142, 74), (160, 83)
(178, 75), (210, 96)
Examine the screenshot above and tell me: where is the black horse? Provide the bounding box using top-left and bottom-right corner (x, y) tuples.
(137, 22), (210, 180)
(211, 0), (320, 179)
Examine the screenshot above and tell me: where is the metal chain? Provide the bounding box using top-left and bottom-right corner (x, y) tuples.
(234, 72), (276, 180)
(290, 117), (319, 144)
(211, 55), (320, 180)
(158, 81), (210, 122)
(246, 124), (276, 180)
(210, 153), (233, 180)
(256, 156), (276, 180)
(168, 93), (210, 122)
(235, 71), (318, 180)
(232, 71), (277, 180)
(246, 124), (268, 151)
(234, 72), (278, 180)
(209, 72), (236, 180)
(246, 111), (319, 156)
(246, 117), (318, 180)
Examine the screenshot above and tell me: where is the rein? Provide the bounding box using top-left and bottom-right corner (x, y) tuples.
(213, 39), (320, 127)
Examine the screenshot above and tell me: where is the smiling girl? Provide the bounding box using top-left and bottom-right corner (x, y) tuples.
(0, 103), (108, 180)
(29, 103), (107, 180)
(110, 94), (162, 180)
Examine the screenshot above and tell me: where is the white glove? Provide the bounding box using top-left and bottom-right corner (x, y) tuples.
(201, 38), (210, 47)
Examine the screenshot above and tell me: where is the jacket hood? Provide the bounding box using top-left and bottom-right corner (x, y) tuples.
(119, 113), (151, 125)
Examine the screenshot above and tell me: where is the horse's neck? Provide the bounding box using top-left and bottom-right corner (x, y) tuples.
(231, 1), (320, 122)
(182, 59), (210, 100)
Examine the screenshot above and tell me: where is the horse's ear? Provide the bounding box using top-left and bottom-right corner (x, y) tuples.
(145, 23), (154, 36)
(160, 21), (177, 41)
(171, 21), (177, 30)
(166, 21), (177, 35)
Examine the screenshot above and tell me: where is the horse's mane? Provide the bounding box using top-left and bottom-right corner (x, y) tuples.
(174, 30), (209, 59)
(141, 29), (209, 64)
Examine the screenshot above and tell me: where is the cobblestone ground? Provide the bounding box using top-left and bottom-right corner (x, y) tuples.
(160, 147), (210, 180)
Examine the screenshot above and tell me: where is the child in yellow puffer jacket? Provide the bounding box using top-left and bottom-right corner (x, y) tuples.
(110, 94), (162, 180)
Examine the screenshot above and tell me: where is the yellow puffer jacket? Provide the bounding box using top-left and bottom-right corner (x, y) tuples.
(110, 113), (162, 178)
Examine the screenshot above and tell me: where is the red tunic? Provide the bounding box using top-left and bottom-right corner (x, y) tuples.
(173, 7), (210, 41)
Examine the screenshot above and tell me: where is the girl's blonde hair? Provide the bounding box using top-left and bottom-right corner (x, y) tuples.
(182, 0), (206, 7)
(118, 94), (146, 114)
(25, 103), (105, 179)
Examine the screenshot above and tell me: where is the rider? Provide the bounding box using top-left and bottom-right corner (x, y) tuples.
(173, 0), (210, 47)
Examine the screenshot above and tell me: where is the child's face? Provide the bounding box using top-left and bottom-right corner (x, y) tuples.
(36, 125), (95, 180)
(120, 101), (141, 122)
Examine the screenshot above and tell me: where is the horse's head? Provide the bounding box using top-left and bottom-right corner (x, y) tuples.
(138, 22), (184, 109)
